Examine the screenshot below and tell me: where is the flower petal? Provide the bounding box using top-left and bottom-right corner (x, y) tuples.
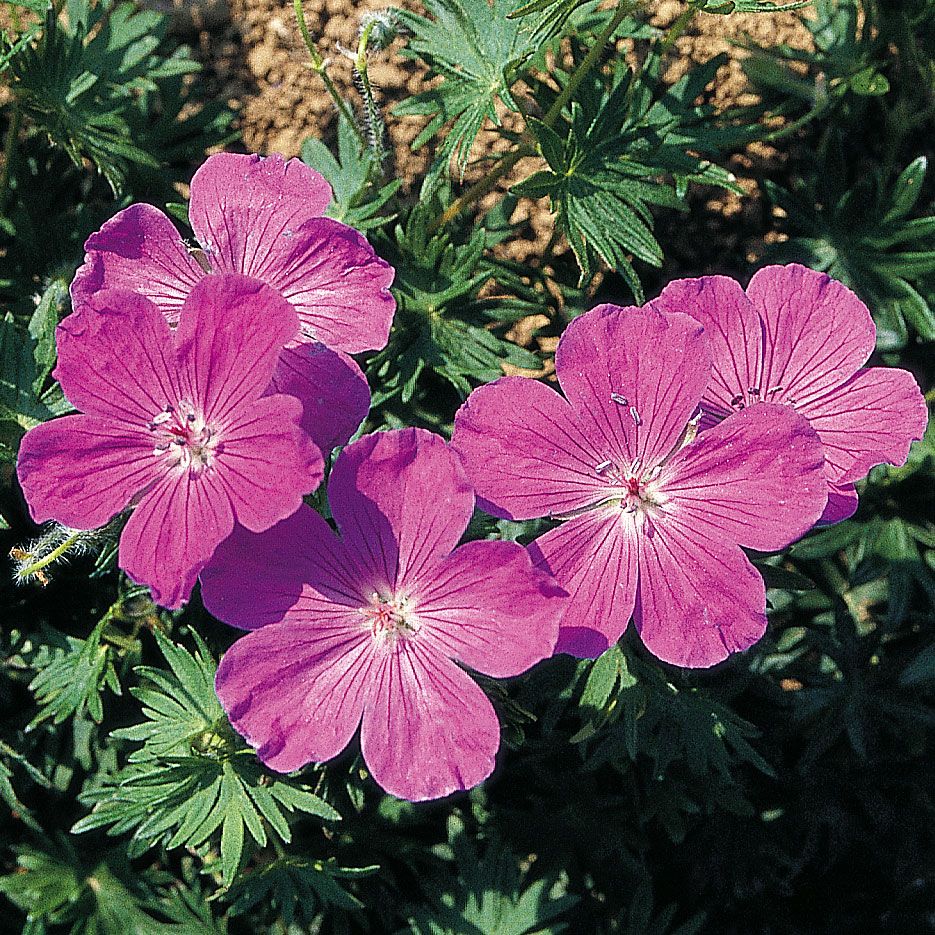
(796, 365), (927, 484)
(119, 469), (234, 609)
(660, 403), (827, 552)
(17, 414), (158, 528)
(256, 218), (396, 353)
(529, 509), (638, 658)
(173, 273), (299, 422)
(651, 275), (764, 419)
(201, 504), (366, 630)
(215, 618), (374, 772)
(413, 539), (564, 677)
(189, 152), (332, 274)
(71, 204), (203, 325)
(360, 641), (500, 800)
(328, 429), (474, 592)
(269, 343), (370, 452)
(451, 376), (612, 520)
(54, 289), (179, 424)
(555, 304), (712, 468)
(819, 482), (858, 525)
(745, 264), (876, 408)
(634, 519), (766, 668)
(213, 394), (323, 533)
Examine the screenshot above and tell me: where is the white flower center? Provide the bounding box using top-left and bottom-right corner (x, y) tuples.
(361, 592), (419, 646)
(149, 400), (218, 473)
(595, 457), (666, 516)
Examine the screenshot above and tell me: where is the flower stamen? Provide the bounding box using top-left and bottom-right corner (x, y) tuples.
(149, 400), (217, 472)
(362, 592), (419, 645)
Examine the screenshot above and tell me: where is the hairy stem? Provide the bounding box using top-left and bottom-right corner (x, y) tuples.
(13, 530), (82, 584)
(293, 0), (366, 146)
(355, 19), (388, 164)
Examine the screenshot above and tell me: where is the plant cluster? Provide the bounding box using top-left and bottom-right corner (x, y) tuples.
(1, 0), (932, 932)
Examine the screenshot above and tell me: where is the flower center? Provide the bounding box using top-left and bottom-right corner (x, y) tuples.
(595, 458), (664, 515)
(149, 400), (218, 473)
(361, 593), (419, 646)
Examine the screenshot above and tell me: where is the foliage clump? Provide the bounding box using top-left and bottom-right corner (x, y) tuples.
(1, 0), (933, 932)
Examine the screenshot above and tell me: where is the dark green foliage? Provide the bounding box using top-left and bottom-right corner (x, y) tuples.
(72, 631), (340, 884)
(0, 838), (227, 934)
(0, 0), (234, 311)
(8, 3), (197, 194)
(515, 54), (744, 296)
(225, 856), (377, 926)
(407, 815), (578, 933)
(763, 146), (935, 347)
(1, 0), (933, 932)
(366, 198), (541, 411)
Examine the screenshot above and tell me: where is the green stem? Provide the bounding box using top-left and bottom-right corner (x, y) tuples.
(758, 92), (839, 145)
(293, 0), (366, 146)
(0, 104), (22, 218)
(541, 0), (637, 128)
(435, 144), (536, 229)
(14, 530), (82, 583)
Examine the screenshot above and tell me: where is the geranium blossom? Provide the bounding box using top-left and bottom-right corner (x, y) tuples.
(71, 151), (393, 440)
(17, 273), (322, 609)
(651, 264), (928, 522)
(451, 304), (828, 666)
(200, 428), (566, 801)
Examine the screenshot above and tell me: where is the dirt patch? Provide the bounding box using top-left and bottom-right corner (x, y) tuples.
(177, 2), (811, 163)
(168, 0), (814, 274)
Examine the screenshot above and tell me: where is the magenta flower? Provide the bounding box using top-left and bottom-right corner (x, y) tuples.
(451, 305), (828, 667)
(71, 151), (392, 443)
(72, 151), (395, 353)
(17, 273), (323, 609)
(651, 264), (928, 523)
(200, 428), (566, 801)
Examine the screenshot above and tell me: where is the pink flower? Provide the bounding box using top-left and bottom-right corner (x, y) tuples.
(71, 151), (393, 443)
(651, 264), (928, 523)
(16, 274), (323, 609)
(451, 304), (828, 667)
(200, 428), (566, 801)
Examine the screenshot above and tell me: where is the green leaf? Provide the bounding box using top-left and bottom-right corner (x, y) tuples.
(8, 2), (209, 195)
(408, 816), (578, 934)
(513, 56), (743, 294)
(27, 618), (121, 728)
(754, 560), (817, 591)
(395, 0), (538, 181)
(28, 278), (68, 392)
(226, 856), (376, 925)
(0, 842), (226, 934)
(528, 117), (565, 172)
(301, 113), (401, 230)
(0, 312), (55, 429)
(849, 66), (890, 96)
(792, 521), (862, 559)
(762, 143), (935, 347)
(73, 631), (341, 884)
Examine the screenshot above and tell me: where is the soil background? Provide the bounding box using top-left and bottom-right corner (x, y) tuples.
(161, 0), (815, 274)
